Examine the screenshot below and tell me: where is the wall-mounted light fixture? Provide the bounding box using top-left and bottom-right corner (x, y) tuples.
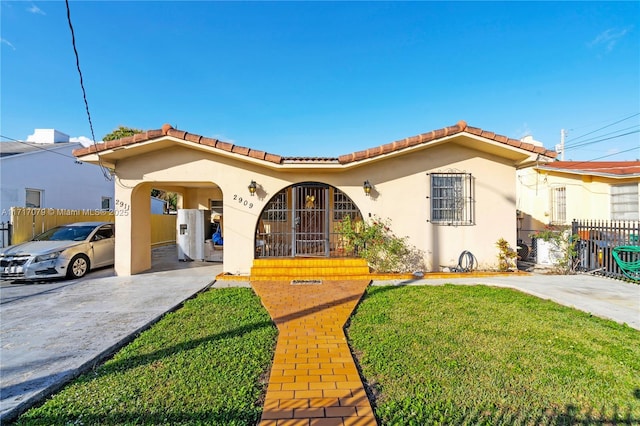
(248, 180), (257, 196)
(363, 180), (372, 196)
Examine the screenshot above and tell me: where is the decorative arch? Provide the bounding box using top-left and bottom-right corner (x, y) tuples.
(255, 182), (363, 258)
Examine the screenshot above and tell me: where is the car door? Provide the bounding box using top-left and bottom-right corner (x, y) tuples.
(91, 224), (115, 268)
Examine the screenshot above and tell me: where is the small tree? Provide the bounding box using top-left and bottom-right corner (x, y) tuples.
(151, 189), (178, 212)
(496, 238), (518, 272)
(103, 126), (143, 141)
(104, 127), (178, 211)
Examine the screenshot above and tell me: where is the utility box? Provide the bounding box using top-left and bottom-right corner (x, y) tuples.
(177, 209), (212, 261)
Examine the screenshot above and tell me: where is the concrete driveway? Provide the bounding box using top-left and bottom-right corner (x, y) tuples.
(0, 245), (223, 422)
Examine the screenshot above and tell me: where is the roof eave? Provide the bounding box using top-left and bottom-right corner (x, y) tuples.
(535, 166), (640, 179)
(74, 136), (287, 169)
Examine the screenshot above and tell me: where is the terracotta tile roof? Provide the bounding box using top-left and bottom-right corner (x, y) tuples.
(337, 120), (556, 163)
(72, 120), (557, 163)
(538, 161), (640, 176)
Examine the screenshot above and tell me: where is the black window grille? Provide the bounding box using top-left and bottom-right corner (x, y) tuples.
(261, 189), (288, 221)
(429, 172), (474, 225)
(333, 190), (359, 221)
(551, 186), (567, 224)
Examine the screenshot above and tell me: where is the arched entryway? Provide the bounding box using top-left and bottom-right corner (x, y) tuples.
(255, 182), (363, 258)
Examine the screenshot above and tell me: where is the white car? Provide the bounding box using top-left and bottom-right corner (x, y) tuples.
(0, 222), (115, 280)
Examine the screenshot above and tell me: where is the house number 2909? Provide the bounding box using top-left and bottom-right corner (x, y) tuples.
(233, 194), (253, 209)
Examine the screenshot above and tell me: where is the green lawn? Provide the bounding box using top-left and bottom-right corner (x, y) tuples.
(14, 288), (278, 426)
(345, 284), (640, 425)
(14, 284), (640, 426)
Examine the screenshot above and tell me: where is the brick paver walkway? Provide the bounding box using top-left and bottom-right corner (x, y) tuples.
(252, 280), (377, 426)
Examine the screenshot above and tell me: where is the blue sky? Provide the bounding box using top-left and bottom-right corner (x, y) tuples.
(2, 1), (639, 160)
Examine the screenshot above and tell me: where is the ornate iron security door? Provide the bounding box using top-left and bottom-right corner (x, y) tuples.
(293, 184), (329, 256)
(255, 183), (362, 258)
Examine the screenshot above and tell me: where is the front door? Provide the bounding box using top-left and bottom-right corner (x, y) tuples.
(255, 183), (362, 258)
(293, 184), (328, 256)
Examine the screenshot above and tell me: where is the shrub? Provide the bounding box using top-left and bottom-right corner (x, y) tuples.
(530, 225), (580, 274)
(496, 238), (518, 271)
(336, 215), (425, 273)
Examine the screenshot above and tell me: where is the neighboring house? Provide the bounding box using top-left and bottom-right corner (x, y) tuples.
(73, 121), (556, 276)
(0, 129), (115, 223)
(516, 161), (640, 243)
(151, 196), (168, 214)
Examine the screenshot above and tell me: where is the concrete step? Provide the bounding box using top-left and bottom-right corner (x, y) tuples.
(251, 258), (371, 281)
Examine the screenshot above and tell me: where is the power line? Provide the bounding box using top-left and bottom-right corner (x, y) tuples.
(564, 124), (639, 149)
(565, 112), (640, 144)
(65, 0), (111, 181)
(558, 147), (640, 169)
(566, 129), (640, 150)
(0, 134), (82, 161)
(568, 112), (637, 132)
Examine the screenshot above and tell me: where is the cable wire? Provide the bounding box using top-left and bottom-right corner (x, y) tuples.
(0, 134), (82, 161)
(548, 147), (639, 170)
(564, 124), (639, 149)
(565, 112), (640, 145)
(65, 0), (112, 180)
(566, 129), (640, 150)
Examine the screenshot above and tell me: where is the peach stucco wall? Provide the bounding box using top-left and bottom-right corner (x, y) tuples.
(112, 139), (519, 275)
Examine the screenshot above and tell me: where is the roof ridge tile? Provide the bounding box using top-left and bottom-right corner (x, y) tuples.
(72, 120), (557, 163)
(201, 137), (217, 147)
(185, 133), (202, 144)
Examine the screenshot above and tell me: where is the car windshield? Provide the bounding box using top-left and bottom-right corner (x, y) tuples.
(32, 225), (96, 242)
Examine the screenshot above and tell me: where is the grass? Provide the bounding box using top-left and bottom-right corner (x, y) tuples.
(13, 283), (640, 425)
(14, 288), (278, 426)
(345, 284), (640, 425)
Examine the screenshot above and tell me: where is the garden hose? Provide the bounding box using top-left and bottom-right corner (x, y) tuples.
(612, 246), (640, 281)
(456, 250), (477, 272)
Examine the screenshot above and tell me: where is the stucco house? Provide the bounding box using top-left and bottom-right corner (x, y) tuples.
(73, 120), (556, 276)
(0, 129), (115, 224)
(516, 161), (640, 243)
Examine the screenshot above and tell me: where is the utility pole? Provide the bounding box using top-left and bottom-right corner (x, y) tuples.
(555, 129), (566, 160)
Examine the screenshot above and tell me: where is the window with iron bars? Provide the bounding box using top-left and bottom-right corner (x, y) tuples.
(333, 190), (359, 221)
(261, 189), (288, 221)
(429, 173), (474, 225)
(550, 186), (566, 224)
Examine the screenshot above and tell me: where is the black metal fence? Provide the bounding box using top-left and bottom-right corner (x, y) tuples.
(0, 222), (11, 248)
(572, 219), (640, 281)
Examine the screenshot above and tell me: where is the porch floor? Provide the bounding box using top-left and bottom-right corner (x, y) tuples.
(251, 279), (377, 426)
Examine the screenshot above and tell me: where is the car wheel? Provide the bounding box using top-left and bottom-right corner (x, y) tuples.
(67, 254), (90, 279)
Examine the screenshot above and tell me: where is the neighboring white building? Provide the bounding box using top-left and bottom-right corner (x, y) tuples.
(151, 196), (168, 214)
(0, 129), (115, 223)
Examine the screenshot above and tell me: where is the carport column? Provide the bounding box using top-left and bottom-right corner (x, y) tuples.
(114, 183), (152, 275)
(221, 197), (258, 275)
